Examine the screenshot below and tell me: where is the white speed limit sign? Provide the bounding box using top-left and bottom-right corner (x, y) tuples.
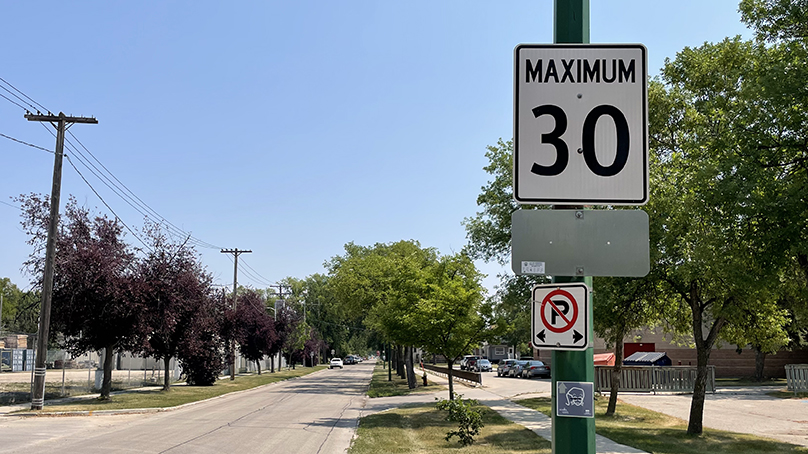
(514, 44), (648, 205)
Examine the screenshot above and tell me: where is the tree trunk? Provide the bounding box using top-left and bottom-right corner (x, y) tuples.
(100, 345), (114, 399)
(270, 355), (275, 373)
(397, 345), (405, 379)
(686, 285), (726, 435)
(446, 359), (455, 400)
(163, 357), (171, 391)
(405, 346), (416, 389)
(606, 337), (625, 416)
(687, 345), (712, 434)
(257, 360), (262, 375)
(754, 347), (766, 382)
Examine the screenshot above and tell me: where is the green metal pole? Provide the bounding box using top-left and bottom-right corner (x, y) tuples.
(551, 1), (594, 454)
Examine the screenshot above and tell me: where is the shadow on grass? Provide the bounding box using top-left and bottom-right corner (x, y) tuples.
(352, 403), (551, 453)
(599, 426), (808, 454)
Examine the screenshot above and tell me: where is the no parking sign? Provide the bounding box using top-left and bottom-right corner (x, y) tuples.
(531, 283), (589, 350)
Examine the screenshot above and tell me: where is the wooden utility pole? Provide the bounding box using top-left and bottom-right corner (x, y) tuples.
(25, 112), (97, 410)
(221, 248), (251, 380)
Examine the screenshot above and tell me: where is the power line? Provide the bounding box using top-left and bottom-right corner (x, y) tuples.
(3, 76), (220, 255)
(0, 200), (21, 210)
(0, 76), (49, 113)
(0, 92), (29, 111)
(0, 132), (54, 154)
(239, 257), (274, 286)
(65, 130), (220, 250)
(64, 154), (151, 252)
(35, 123), (220, 252)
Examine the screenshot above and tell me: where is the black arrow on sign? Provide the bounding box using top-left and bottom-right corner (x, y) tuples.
(536, 329), (546, 343)
(573, 330), (583, 343)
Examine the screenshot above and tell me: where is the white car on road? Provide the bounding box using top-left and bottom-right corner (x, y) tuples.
(330, 358), (344, 369)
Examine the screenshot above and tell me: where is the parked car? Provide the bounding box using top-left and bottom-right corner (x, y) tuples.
(474, 359), (492, 372)
(460, 355), (482, 371)
(330, 358), (343, 369)
(521, 360), (551, 378)
(509, 360), (530, 377)
(497, 359), (517, 377)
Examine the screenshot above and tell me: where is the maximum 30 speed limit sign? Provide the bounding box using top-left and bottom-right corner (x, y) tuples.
(514, 44), (648, 205)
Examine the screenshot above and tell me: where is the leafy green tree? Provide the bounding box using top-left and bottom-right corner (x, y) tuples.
(647, 16), (808, 429)
(328, 240), (495, 397)
(0, 278), (28, 333)
(593, 277), (662, 416)
(487, 274), (549, 357)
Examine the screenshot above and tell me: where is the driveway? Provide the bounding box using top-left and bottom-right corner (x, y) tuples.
(614, 387), (808, 447)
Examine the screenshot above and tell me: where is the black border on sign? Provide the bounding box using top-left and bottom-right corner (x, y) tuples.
(513, 43), (648, 205)
(531, 282), (589, 351)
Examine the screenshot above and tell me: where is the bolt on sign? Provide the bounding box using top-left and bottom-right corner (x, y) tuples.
(514, 44), (648, 205)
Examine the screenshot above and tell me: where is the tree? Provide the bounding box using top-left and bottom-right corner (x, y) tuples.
(401, 253), (500, 399)
(328, 240), (495, 398)
(0, 278), (35, 333)
(177, 292), (227, 386)
(274, 302), (305, 369)
(135, 224), (213, 391)
(593, 277), (662, 416)
(233, 289), (277, 374)
(17, 194), (140, 399)
(647, 23), (805, 431)
(487, 274), (550, 357)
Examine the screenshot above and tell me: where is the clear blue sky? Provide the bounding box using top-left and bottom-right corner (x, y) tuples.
(1, 1), (752, 293)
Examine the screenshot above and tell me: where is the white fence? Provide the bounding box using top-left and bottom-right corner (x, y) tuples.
(785, 364), (808, 394)
(595, 365), (716, 394)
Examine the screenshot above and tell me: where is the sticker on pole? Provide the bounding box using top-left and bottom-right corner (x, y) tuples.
(531, 283), (589, 350)
(556, 381), (594, 418)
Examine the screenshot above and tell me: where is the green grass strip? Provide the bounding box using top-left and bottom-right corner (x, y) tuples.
(30, 366), (327, 412)
(366, 362), (444, 398)
(349, 403), (551, 453)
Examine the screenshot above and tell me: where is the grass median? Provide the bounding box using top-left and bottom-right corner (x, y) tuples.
(367, 361), (443, 398)
(349, 402), (551, 454)
(516, 396), (808, 454)
(26, 366), (327, 413)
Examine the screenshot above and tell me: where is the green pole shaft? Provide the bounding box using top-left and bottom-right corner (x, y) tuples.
(551, 1), (594, 453)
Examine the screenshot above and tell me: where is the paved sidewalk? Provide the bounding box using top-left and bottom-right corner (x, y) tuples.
(362, 371), (648, 454)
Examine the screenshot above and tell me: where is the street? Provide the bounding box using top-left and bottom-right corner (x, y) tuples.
(0, 364), (374, 454)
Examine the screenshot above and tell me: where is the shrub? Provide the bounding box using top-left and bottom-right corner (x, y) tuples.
(435, 393), (484, 446)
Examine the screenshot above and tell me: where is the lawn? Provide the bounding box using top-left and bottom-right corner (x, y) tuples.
(349, 403), (551, 454)
(516, 396), (808, 454)
(25, 366), (327, 413)
(367, 361), (443, 398)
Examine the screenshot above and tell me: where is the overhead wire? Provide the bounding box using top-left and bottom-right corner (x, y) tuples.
(66, 130), (221, 250)
(64, 154), (152, 252)
(239, 257), (274, 286)
(0, 92), (29, 111)
(222, 254), (274, 288)
(0, 132), (53, 154)
(0, 76), (48, 112)
(1, 199), (21, 210)
(1, 76), (221, 252)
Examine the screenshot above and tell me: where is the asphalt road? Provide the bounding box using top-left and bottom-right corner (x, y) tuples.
(0, 363), (374, 454)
